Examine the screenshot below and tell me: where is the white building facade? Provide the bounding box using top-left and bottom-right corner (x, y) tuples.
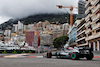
(85, 0), (100, 51)
(4, 30), (11, 37)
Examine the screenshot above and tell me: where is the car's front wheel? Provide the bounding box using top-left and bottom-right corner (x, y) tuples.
(47, 52), (52, 58)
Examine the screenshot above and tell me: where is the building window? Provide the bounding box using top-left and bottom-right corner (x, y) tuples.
(91, 7), (94, 13)
(91, 24), (94, 29)
(91, 14), (94, 21)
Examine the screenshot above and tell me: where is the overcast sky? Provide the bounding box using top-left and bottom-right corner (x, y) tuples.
(0, 0), (79, 24)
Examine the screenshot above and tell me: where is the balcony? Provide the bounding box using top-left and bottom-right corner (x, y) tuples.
(77, 30), (85, 37)
(86, 35), (93, 41)
(92, 4), (100, 14)
(86, 32), (100, 41)
(85, 21), (91, 27)
(85, 14), (91, 22)
(85, 0), (91, 8)
(92, 13), (100, 22)
(77, 24), (85, 32)
(76, 37), (85, 42)
(77, 43), (88, 47)
(85, 29), (91, 34)
(92, 0), (99, 6)
(93, 23), (100, 30)
(85, 7), (91, 15)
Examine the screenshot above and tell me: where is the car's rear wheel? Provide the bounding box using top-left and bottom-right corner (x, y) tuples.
(86, 53), (94, 60)
(47, 52), (52, 58)
(71, 52), (78, 60)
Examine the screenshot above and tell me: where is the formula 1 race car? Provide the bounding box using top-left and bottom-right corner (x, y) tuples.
(46, 47), (94, 60)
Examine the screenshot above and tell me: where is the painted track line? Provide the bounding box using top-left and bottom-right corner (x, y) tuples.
(3, 53), (32, 58)
(26, 56), (43, 58)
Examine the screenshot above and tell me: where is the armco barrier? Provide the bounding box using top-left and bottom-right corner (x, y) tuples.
(0, 50), (35, 53)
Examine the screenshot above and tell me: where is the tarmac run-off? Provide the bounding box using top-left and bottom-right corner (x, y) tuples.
(1, 53), (100, 59)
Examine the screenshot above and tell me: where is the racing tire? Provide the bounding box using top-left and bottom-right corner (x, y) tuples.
(47, 52), (52, 58)
(86, 53), (94, 60)
(70, 52), (78, 60)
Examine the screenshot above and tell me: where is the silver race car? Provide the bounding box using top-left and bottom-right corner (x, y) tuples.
(46, 47), (94, 60)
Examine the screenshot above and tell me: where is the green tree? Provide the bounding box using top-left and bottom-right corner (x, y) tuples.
(53, 36), (69, 48)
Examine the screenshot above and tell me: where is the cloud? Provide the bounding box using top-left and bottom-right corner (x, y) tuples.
(0, 16), (10, 24)
(0, 0), (78, 24)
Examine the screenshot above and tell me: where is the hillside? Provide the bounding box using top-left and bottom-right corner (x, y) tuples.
(0, 13), (77, 30)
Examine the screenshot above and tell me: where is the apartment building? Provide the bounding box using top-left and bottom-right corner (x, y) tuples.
(78, 0), (86, 15)
(85, 0), (100, 51)
(13, 21), (24, 35)
(62, 23), (69, 36)
(4, 30), (11, 37)
(40, 34), (53, 46)
(76, 18), (87, 47)
(77, 0), (86, 19)
(27, 24), (34, 30)
(68, 22), (77, 47)
(13, 24), (18, 32)
(25, 31), (40, 47)
(43, 20), (50, 30)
